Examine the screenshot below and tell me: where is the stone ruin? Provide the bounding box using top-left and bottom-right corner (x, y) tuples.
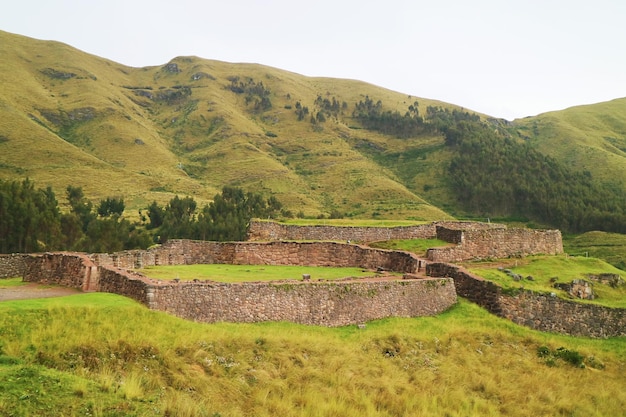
(2, 220), (625, 337)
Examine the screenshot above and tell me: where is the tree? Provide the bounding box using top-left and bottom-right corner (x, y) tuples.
(97, 197), (125, 217)
(146, 201), (165, 229)
(66, 186), (95, 232)
(157, 196), (198, 242)
(0, 179), (62, 253)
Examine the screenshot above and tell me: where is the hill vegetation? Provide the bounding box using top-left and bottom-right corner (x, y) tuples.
(0, 179), (284, 253)
(3, 30), (626, 234)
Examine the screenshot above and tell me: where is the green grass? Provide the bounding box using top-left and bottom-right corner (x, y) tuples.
(276, 218), (429, 227)
(368, 238), (452, 256)
(465, 255), (626, 308)
(0, 294), (624, 416)
(0, 277), (26, 287)
(563, 231), (626, 270)
(514, 97), (626, 187)
(139, 264), (400, 282)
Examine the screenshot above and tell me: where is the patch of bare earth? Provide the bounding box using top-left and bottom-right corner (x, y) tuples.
(0, 283), (80, 301)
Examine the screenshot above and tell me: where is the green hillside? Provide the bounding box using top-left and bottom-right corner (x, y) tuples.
(0, 30), (453, 221)
(2, 29), (626, 232)
(514, 98), (626, 185)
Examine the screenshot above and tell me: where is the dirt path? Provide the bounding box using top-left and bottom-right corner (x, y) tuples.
(0, 283), (80, 302)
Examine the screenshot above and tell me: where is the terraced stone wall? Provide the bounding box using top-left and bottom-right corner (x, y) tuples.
(91, 240), (421, 274)
(246, 220), (504, 243)
(427, 227), (563, 262)
(426, 262), (626, 338)
(20, 251), (457, 327)
(23, 252), (99, 291)
(149, 278), (457, 326)
(0, 254), (29, 278)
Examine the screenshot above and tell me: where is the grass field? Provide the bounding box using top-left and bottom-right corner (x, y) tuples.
(139, 264), (400, 282)
(367, 238), (626, 308)
(563, 231), (626, 270)
(0, 277), (25, 287)
(368, 238), (452, 256)
(0, 293), (625, 416)
(464, 255), (626, 308)
(277, 219), (429, 227)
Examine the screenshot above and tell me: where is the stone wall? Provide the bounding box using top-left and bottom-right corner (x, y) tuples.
(21, 251), (456, 327)
(23, 252), (100, 291)
(149, 278), (456, 326)
(97, 266), (152, 305)
(426, 262), (626, 338)
(92, 240), (421, 274)
(427, 227), (563, 262)
(247, 220), (504, 243)
(0, 254), (29, 278)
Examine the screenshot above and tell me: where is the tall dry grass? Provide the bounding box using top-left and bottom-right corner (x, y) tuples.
(0, 293), (624, 416)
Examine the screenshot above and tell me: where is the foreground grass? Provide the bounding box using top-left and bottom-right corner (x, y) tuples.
(0, 294), (624, 416)
(139, 264), (400, 282)
(465, 255), (626, 308)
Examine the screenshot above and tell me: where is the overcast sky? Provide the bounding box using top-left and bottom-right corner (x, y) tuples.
(2, 0), (625, 120)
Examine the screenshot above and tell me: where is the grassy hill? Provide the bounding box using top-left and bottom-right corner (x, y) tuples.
(0, 292), (624, 416)
(2, 29), (626, 231)
(0, 30), (455, 220)
(513, 98), (626, 185)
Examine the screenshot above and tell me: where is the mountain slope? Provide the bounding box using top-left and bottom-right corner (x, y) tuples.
(513, 98), (626, 185)
(2, 29), (626, 231)
(0, 30), (454, 220)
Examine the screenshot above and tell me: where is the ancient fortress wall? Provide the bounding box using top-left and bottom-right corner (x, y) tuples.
(0, 254), (29, 278)
(248, 221), (562, 263)
(6, 225), (623, 337)
(246, 220), (503, 242)
(426, 262), (626, 338)
(23, 252), (99, 291)
(148, 278), (456, 326)
(20, 242), (456, 326)
(427, 226), (563, 262)
(91, 240), (421, 274)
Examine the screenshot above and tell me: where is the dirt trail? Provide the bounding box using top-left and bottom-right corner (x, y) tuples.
(0, 283), (80, 302)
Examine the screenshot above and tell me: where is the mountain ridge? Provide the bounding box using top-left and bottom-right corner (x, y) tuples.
(2, 30), (625, 228)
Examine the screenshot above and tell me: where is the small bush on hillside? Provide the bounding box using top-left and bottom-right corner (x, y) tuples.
(537, 345), (586, 368)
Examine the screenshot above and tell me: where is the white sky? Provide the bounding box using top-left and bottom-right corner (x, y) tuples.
(2, 0), (625, 120)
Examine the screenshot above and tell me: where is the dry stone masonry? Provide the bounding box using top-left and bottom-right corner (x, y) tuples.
(248, 220), (563, 263)
(91, 240), (422, 273)
(148, 278), (456, 326)
(426, 262), (626, 338)
(4, 221), (624, 337)
(247, 220), (504, 243)
(0, 254), (29, 278)
(20, 241), (456, 327)
(427, 225), (563, 262)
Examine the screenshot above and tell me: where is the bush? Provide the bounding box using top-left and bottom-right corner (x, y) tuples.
(537, 345), (586, 368)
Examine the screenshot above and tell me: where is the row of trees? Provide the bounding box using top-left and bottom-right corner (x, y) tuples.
(0, 180), (150, 254)
(144, 186), (286, 242)
(0, 180), (286, 254)
(352, 97), (425, 138)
